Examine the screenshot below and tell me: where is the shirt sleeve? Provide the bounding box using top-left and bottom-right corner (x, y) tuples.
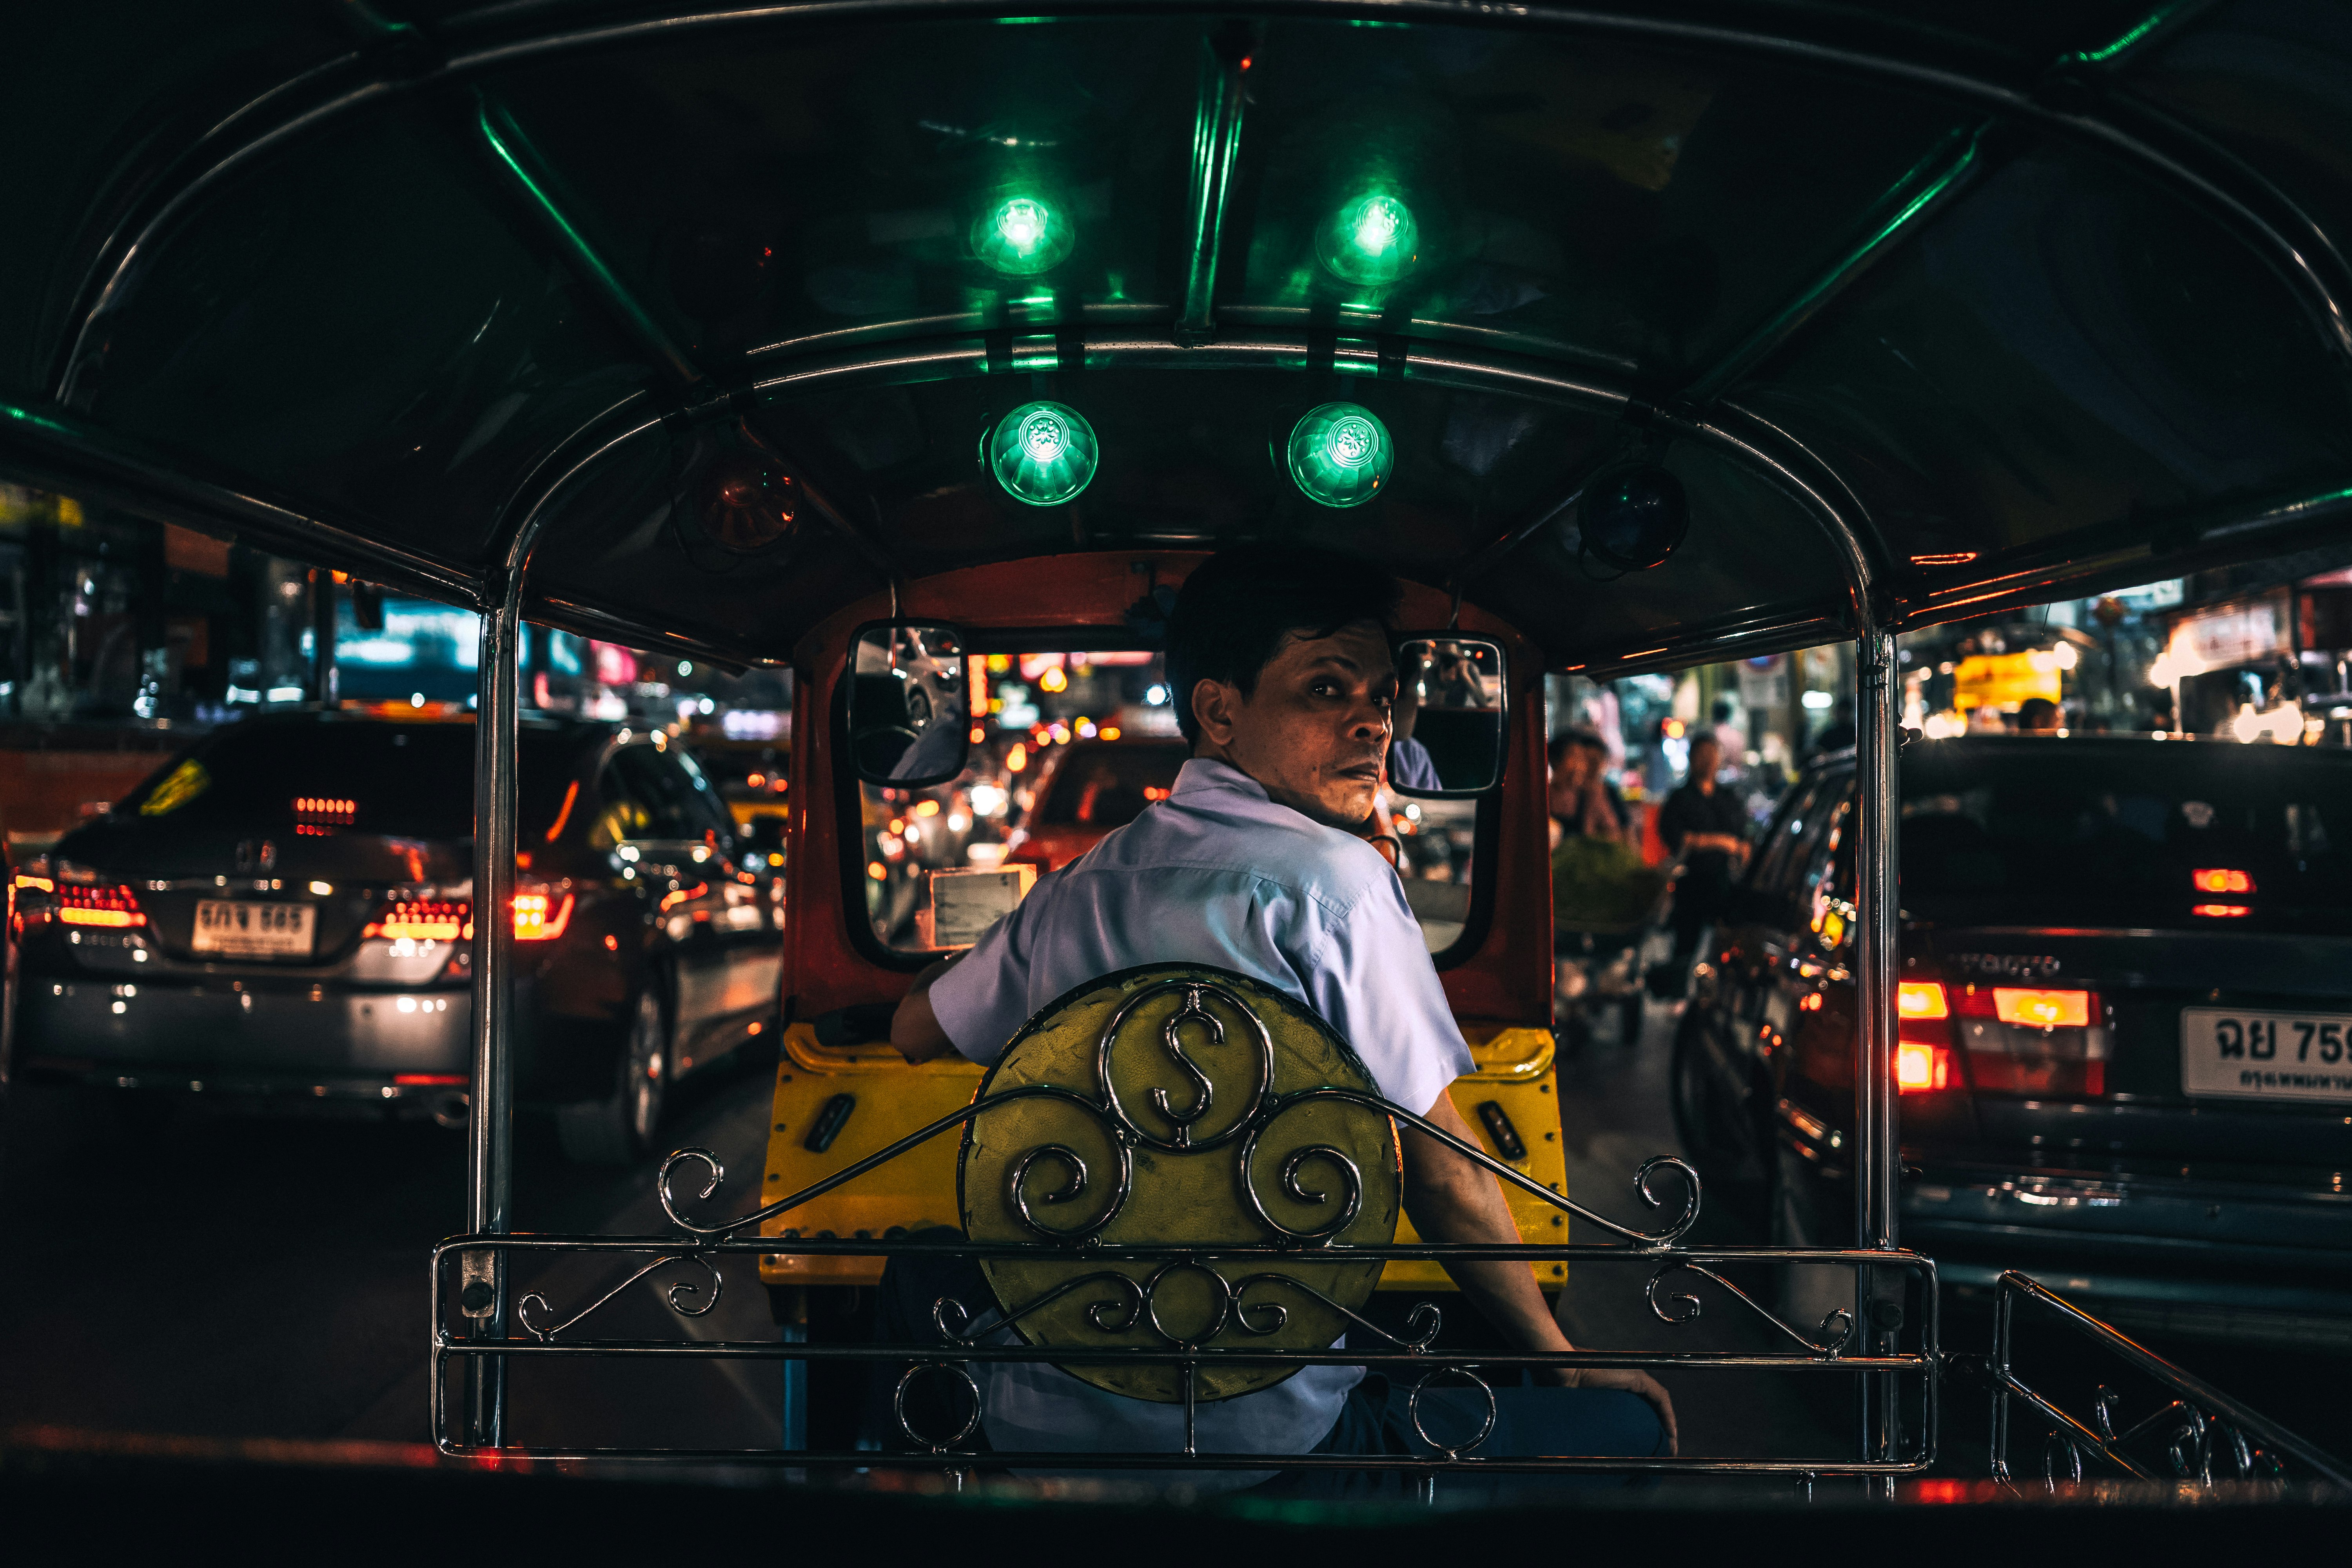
(1294, 875), (1475, 1118)
(925, 886), (1039, 1067)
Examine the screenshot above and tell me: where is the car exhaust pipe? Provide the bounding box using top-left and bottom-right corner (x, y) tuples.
(431, 1092), (470, 1131)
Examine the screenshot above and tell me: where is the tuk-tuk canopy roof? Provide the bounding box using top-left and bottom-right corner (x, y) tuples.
(7, 0), (2352, 671)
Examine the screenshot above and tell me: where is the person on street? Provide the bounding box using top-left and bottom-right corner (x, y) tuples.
(1653, 734), (1751, 997)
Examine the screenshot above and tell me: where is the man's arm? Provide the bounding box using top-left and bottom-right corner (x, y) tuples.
(891, 954), (962, 1063)
(1401, 1093), (1677, 1451)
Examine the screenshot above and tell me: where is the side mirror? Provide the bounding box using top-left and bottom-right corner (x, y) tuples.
(1388, 635), (1506, 798)
(847, 622), (971, 787)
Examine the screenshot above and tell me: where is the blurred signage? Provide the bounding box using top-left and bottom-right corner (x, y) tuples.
(2111, 578), (2184, 611)
(1736, 654), (1788, 710)
(2166, 591), (2287, 676)
(1953, 652), (2060, 711)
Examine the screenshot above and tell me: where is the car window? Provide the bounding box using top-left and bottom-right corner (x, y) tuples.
(1751, 774), (1829, 900)
(1898, 742), (2352, 933)
(597, 744), (727, 844)
(119, 719), (575, 841)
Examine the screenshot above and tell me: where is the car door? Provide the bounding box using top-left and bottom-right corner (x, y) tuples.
(602, 742), (777, 1073)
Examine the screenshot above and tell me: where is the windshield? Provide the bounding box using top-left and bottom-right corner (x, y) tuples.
(117, 720), (580, 842)
(856, 645), (1479, 958)
(1896, 742), (2352, 934)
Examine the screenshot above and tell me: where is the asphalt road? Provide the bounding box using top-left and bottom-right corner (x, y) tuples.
(3, 994), (2344, 1481)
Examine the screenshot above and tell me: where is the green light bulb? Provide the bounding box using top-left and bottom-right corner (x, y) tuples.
(1318, 191), (1418, 286)
(1287, 402), (1392, 508)
(986, 401), (1098, 506)
(971, 193), (1074, 276)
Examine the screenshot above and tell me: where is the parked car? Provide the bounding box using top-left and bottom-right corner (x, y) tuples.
(1674, 735), (2352, 1346)
(1003, 738), (1189, 873)
(12, 711), (783, 1162)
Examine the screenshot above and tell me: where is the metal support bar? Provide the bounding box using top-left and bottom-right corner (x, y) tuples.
(310, 568), (337, 704)
(475, 96), (702, 396)
(1679, 125), (1986, 407)
(462, 574), (523, 1446)
(1853, 630), (1900, 1466)
(1174, 24), (1254, 347)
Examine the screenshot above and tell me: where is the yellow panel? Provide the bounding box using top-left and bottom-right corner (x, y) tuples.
(756, 1024), (982, 1287)
(1377, 1027), (1569, 1293)
(754, 1021), (1567, 1294)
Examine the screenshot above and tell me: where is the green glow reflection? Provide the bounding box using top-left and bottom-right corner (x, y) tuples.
(1318, 191), (1417, 286)
(1287, 403), (1392, 508)
(971, 194), (1074, 276)
(986, 401), (1098, 506)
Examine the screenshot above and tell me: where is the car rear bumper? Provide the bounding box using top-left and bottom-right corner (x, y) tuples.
(17, 977), (472, 1114)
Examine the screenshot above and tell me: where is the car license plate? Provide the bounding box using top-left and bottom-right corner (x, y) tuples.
(191, 899), (315, 960)
(2180, 1007), (2352, 1105)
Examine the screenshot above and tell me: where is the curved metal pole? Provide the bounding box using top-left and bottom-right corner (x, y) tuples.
(47, 0), (2352, 408)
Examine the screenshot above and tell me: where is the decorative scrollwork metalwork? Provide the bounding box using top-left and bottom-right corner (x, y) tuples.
(893, 1362), (984, 1454)
(1098, 979), (1273, 1152)
(514, 1251), (721, 1341)
(1644, 1259), (1855, 1357)
(1007, 1139), (1132, 1243)
(1407, 1367), (1498, 1461)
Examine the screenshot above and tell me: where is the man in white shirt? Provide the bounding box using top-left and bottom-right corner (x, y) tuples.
(889, 545), (1675, 1492)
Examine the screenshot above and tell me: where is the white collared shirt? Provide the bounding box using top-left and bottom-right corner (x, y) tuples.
(929, 757), (1474, 1477)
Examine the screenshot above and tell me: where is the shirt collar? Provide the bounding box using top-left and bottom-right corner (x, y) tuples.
(1171, 756), (1271, 805)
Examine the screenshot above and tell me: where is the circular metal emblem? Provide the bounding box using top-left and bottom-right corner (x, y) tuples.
(958, 964), (1401, 1404)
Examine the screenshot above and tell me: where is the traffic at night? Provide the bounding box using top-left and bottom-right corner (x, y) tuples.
(2, 0), (2349, 1545)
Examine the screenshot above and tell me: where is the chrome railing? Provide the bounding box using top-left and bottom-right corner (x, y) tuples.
(430, 1098), (1941, 1480)
(1986, 1270), (2350, 1490)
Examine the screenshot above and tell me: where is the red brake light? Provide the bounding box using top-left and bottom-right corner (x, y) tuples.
(2191, 868), (2253, 895)
(366, 899), (470, 941)
(58, 884), (146, 927)
(1896, 1042), (1954, 1093)
(513, 891), (573, 942)
(1898, 981), (1948, 1020)
(294, 797), (356, 824)
(2192, 903), (2252, 919)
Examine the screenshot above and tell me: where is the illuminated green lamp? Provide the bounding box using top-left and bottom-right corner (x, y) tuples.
(1287, 402), (1392, 508)
(1317, 191), (1418, 286)
(986, 401), (1098, 506)
(971, 194), (1074, 276)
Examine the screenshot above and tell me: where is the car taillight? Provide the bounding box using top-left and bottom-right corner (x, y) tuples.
(2192, 867), (2254, 894)
(366, 899), (472, 940)
(1991, 988), (2091, 1028)
(1955, 982), (2107, 1096)
(1897, 981), (1948, 1020)
(513, 891), (573, 942)
(1896, 1040), (1954, 1093)
(57, 884), (146, 927)
(1896, 980), (1956, 1092)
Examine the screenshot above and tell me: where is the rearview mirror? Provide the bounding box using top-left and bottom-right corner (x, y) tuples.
(847, 622), (971, 787)
(1389, 636), (1506, 798)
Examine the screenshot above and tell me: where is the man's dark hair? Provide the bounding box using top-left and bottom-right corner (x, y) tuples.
(1163, 545), (1403, 745)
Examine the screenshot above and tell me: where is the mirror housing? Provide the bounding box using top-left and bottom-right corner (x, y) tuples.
(1388, 635), (1506, 798)
(847, 622), (971, 787)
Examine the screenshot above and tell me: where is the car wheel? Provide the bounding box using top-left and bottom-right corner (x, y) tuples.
(1667, 1012), (1724, 1162)
(557, 986), (669, 1166)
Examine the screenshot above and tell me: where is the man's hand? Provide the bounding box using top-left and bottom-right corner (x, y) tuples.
(1400, 1094), (1677, 1455)
(1534, 1365), (1679, 1453)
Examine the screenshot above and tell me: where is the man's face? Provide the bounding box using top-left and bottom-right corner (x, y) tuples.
(1688, 738), (1722, 780)
(1191, 620), (1395, 828)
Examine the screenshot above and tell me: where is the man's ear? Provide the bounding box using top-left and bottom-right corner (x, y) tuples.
(1191, 677), (1238, 747)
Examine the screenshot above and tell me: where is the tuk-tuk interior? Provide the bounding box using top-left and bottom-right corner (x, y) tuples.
(5, 0), (2350, 1512)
